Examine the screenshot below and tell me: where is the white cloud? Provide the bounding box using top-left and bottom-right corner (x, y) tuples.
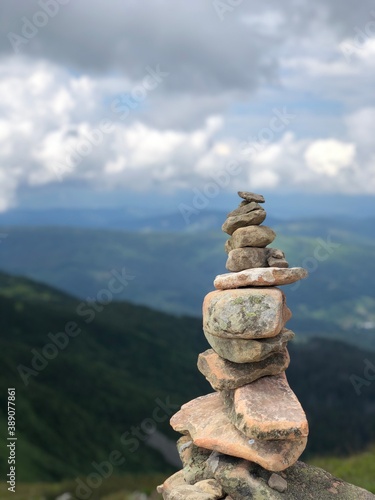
(346, 107), (375, 147)
(250, 169), (280, 189)
(305, 139), (356, 177)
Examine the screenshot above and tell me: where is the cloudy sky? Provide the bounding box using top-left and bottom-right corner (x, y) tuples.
(0, 0), (375, 212)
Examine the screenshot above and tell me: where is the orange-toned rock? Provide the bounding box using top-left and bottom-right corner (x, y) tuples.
(222, 373), (309, 441)
(157, 470), (184, 493)
(214, 267), (308, 290)
(170, 392), (307, 472)
(203, 328), (294, 363)
(203, 288), (291, 339)
(197, 348), (290, 391)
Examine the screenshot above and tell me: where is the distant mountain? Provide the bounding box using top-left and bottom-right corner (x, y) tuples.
(0, 207), (232, 232)
(1, 273), (375, 482)
(1, 206), (375, 239)
(8, 190), (375, 223)
(0, 224), (374, 350)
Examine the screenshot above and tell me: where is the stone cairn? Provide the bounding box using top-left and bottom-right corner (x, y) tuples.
(157, 192), (322, 499)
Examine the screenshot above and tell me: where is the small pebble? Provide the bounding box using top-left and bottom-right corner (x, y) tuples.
(268, 473), (288, 493)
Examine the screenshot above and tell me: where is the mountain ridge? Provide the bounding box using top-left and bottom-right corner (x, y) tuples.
(0, 224), (374, 351)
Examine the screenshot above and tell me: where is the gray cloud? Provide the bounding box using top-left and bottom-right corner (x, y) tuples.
(0, 1), (280, 93)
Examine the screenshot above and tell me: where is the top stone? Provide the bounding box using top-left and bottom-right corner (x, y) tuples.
(238, 191), (265, 203)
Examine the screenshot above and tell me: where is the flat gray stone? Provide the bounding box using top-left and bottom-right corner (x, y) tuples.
(203, 328), (295, 363)
(227, 201), (262, 218)
(238, 191), (265, 203)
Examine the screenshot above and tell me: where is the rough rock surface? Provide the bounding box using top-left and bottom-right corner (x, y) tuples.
(268, 249), (285, 259)
(267, 249), (289, 268)
(203, 288), (291, 339)
(214, 267), (308, 290)
(226, 247), (290, 272)
(268, 256), (289, 268)
(222, 210), (266, 235)
(227, 201), (262, 218)
(197, 348), (290, 391)
(268, 473), (288, 492)
(205, 454), (375, 500)
(203, 328), (295, 363)
(228, 225), (276, 249)
(226, 247), (269, 271)
(170, 392), (307, 471)
(238, 191), (265, 203)
(222, 373), (309, 440)
(158, 471), (225, 500)
(208, 455), (279, 500)
(177, 435), (213, 484)
(224, 239), (232, 254)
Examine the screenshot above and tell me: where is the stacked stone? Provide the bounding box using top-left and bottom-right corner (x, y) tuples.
(223, 191), (289, 272)
(158, 192), (310, 500)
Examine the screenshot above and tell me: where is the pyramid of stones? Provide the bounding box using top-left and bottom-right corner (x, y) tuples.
(158, 192), (311, 499)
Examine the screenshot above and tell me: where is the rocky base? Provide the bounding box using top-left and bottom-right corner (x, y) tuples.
(158, 455), (375, 499)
